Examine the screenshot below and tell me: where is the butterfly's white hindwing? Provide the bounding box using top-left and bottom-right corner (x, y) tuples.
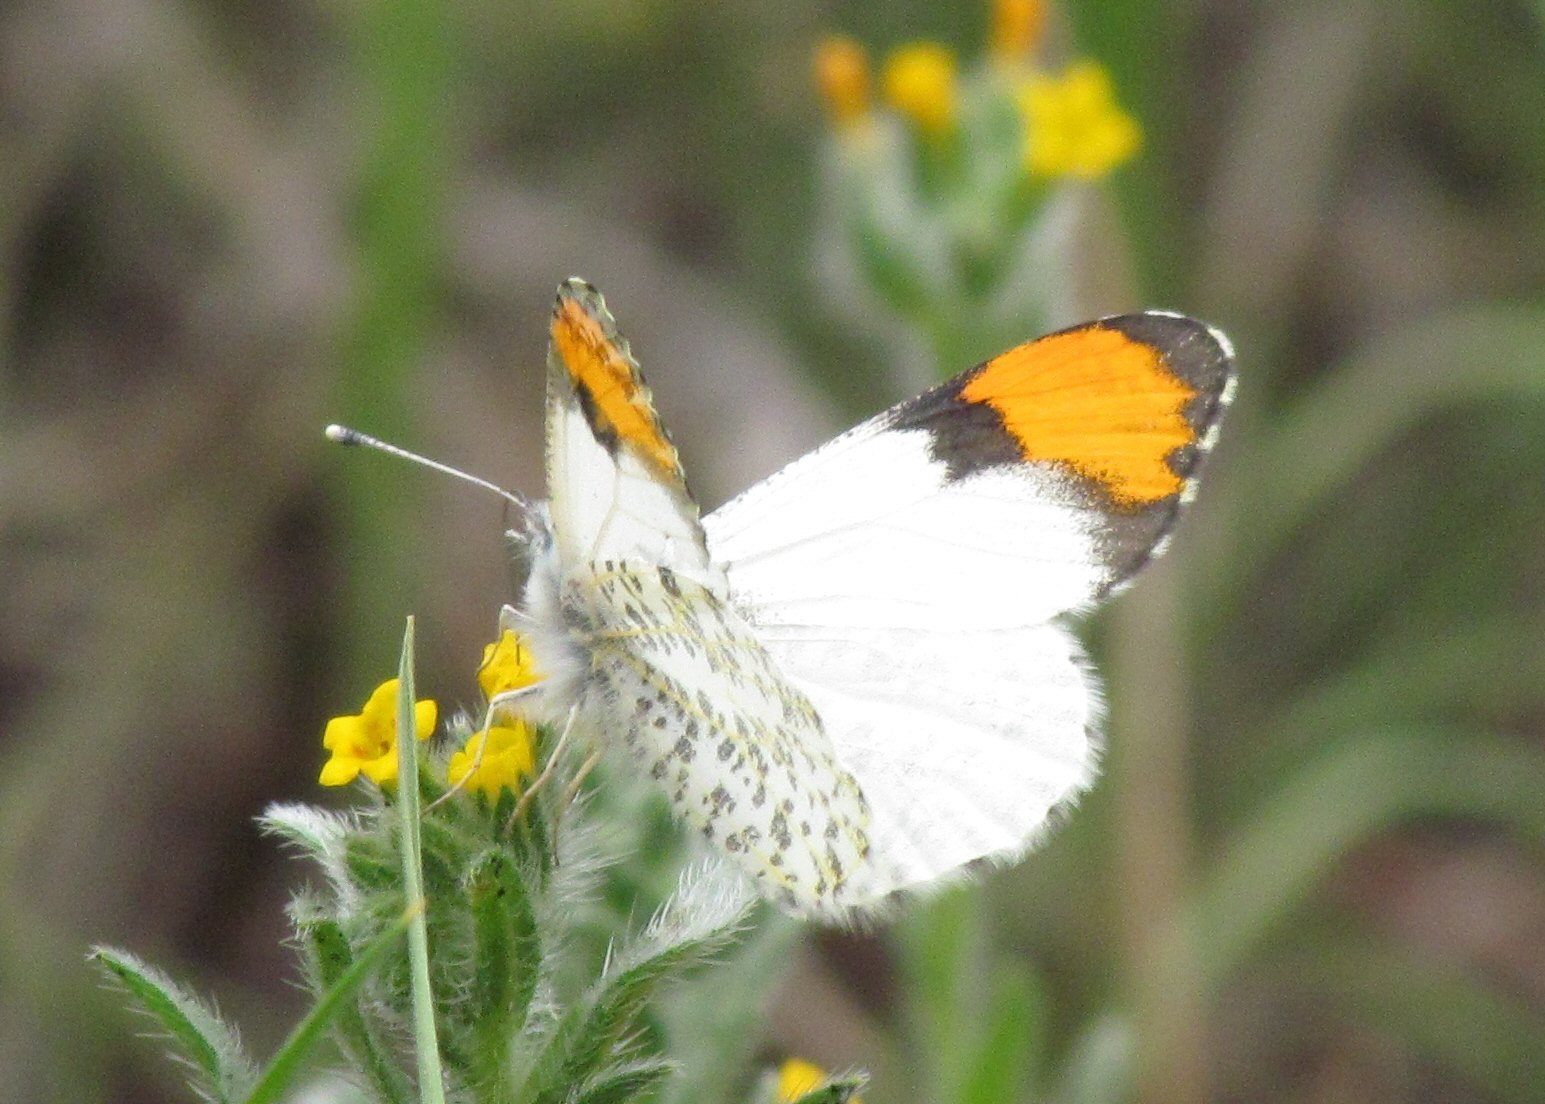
(743, 619), (1094, 891)
(703, 443), (1103, 895)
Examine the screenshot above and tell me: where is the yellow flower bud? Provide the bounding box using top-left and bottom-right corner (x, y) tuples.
(991, 0), (1046, 61)
(814, 36), (871, 127)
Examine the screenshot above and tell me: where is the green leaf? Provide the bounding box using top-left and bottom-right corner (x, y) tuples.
(344, 831), (402, 892)
(300, 918), (413, 1104)
(259, 803), (362, 910)
(569, 1059), (678, 1104)
(465, 848), (541, 1092)
(521, 864), (752, 1104)
(89, 946), (256, 1104)
(651, 907), (802, 1104)
(242, 908), (414, 1104)
(787, 1075), (869, 1104)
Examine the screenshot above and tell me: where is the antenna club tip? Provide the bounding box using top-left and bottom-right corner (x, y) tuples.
(325, 424), (356, 445)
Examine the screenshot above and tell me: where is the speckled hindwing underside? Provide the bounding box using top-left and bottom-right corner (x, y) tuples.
(560, 560), (876, 916)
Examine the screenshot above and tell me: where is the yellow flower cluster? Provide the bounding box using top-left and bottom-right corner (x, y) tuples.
(452, 629), (542, 799)
(813, 0), (1140, 182)
(319, 628), (541, 802)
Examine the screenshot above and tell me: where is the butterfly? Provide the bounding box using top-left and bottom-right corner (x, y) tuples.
(506, 278), (1232, 922)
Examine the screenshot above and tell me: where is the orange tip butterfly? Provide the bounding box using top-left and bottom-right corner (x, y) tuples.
(345, 278), (1234, 923)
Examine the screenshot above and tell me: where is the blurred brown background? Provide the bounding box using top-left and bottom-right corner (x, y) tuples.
(2, 1), (1543, 1102)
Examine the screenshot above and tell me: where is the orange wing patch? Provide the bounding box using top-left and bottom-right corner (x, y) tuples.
(961, 325), (1198, 506)
(551, 293), (682, 480)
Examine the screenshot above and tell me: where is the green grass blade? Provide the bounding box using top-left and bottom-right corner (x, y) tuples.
(1217, 616), (1545, 821)
(1188, 726), (1545, 988)
(394, 616), (446, 1104)
(1193, 304), (1545, 634)
(1284, 929), (1545, 1103)
(896, 885), (980, 1100)
(958, 964), (1038, 1104)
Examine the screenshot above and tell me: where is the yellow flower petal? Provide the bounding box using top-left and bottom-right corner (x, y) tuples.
(883, 42), (957, 136)
(318, 754), (362, 787)
(413, 699), (437, 739)
(777, 1059), (826, 1102)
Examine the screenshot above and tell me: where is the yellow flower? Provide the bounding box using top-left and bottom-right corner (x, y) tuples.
(1019, 60), (1142, 179)
(777, 1058), (826, 1102)
(319, 679), (437, 787)
(882, 42), (957, 137)
(814, 36), (871, 127)
(477, 629), (541, 701)
(446, 724), (536, 800)
(776, 1058), (862, 1103)
(990, 0), (1046, 62)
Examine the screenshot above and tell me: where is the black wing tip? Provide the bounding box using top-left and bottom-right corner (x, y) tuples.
(555, 276), (605, 316)
(1098, 311), (1236, 401)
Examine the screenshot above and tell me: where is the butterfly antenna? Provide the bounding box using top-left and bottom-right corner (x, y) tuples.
(325, 424), (531, 514)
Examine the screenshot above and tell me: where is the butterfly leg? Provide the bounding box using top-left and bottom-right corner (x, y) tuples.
(544, 746), (604, 860)
(508, 700), (581, 830)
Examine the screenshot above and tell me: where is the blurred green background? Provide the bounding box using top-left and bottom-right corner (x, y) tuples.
(2, 1), (1544, 1101)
